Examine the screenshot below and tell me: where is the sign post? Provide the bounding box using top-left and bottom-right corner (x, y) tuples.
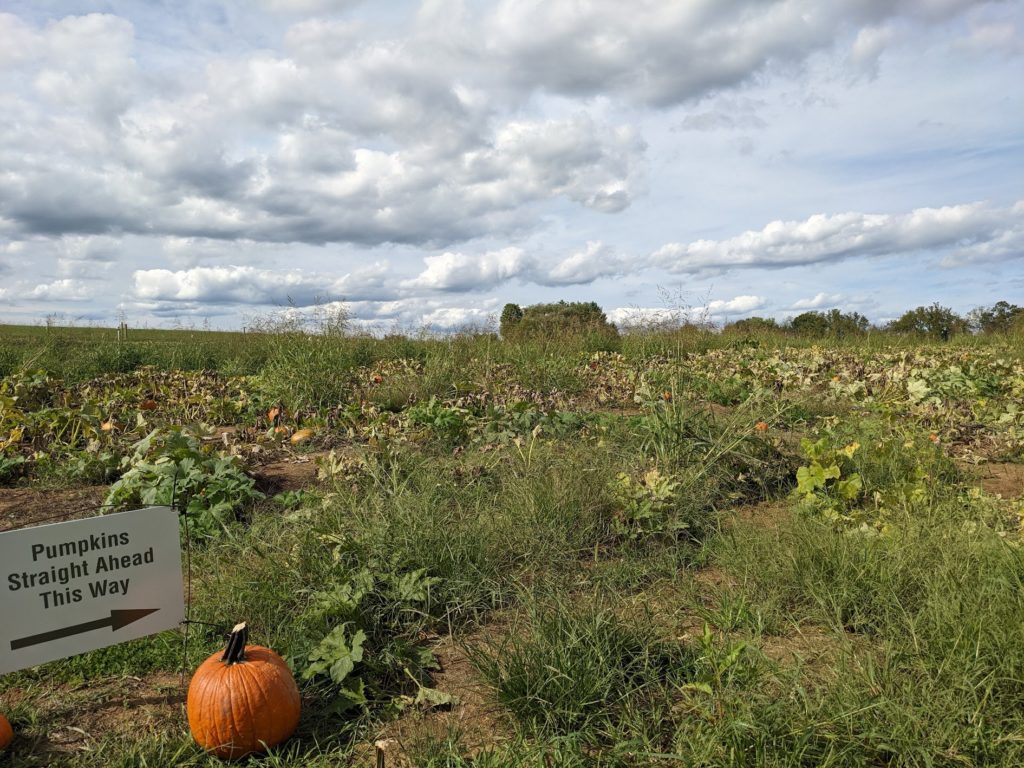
(0, 507), (185, 675)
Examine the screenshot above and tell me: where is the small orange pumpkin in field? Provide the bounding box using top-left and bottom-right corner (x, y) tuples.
(0, 712), (13, 751)
(187, 623), (300, 760)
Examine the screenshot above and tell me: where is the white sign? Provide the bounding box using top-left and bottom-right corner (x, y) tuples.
(0, 506), (185, 675)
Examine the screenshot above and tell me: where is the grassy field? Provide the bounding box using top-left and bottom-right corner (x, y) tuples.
(1, 324), (1023, 766)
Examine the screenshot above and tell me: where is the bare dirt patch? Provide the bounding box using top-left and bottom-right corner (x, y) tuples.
(968, 462), (1024, 499)
(729, 501), (793, 530)
(0, 485), (108, 532)
(252, 453), (328, 495)
(358, 636), (513, 766)
(759, 626), (839, 666)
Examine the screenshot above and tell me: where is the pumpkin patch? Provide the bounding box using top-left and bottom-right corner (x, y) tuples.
(2, 325), (1024, 764)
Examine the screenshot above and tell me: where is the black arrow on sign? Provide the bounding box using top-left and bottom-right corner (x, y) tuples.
(10, 609), (160, 651)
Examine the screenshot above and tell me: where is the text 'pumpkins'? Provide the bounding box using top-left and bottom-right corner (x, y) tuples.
(187, 623), (300, 760)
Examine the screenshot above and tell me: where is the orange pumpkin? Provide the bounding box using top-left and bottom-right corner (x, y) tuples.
(0, 712), (12, 751)
(187, 623), (300, 760)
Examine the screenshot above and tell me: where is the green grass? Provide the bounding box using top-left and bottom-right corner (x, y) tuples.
(2, 327), (1024, 765)
(467, 593), (697, 739)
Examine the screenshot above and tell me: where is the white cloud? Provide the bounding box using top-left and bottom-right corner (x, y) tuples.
(403, 247), (530, 292)
(481, 0), (986, 106)
(652, 201), (1024, 274)
(608, 295), (765, 328)
(849, 25), (895, 77)
(342, 296), (501, 332)
(791, 292), (844, 309)
(6, 0), (976, 252)
(29, 279), (93, 301)
(404, 240), (627, 292)
(0, 13), (646, 249)
(706, 295), (765, 314)
(131, 263), (397, 305)
(30, 14), (140, 122)
(0, 1), (1018, 330)
(940, 201), (1024, 266)
(541, 241), (625, 286)
(419, 306), (495, 329)
(473, 117), (644, 214)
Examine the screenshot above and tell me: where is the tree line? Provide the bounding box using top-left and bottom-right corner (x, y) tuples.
(500, 300), (1024, 340)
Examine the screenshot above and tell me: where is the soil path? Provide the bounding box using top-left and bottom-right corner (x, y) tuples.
(252, 453), (326, 495)
(359, 635), (513, 766)
(971, 462), (1024, 499)
(0, 486), (108, 532)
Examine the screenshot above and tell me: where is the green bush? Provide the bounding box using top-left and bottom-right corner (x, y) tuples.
(104, 427), (263, 539)
(501, 301), (619, 343)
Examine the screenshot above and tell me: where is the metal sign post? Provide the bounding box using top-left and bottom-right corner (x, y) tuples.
(0, 506), (185, 675)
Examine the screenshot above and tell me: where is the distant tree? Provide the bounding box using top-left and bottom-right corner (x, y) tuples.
(499, 303), (524, 337)
(888, 304), (968, 340)
(788, 309), (869, 338)
(788, 311), (830, 337)
(725, 316), (781, 335)
(827, 309), (870, 338)
(503, 300), (617, 340)
(968, 301), (1023, 334)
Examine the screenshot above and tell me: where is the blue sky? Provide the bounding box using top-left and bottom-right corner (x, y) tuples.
(0, 0), (1021, 331)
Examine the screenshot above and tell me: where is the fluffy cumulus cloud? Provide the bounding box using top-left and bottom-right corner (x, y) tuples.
(29, 279), (93, 301)
(652, 200), (1024, 274)
(0, 11), (645, 251)
(0, 1), (999, 253)
(791, 292), (845, 309)
(542, 242), (627, 286)
(0, 0), (1021, 328)
(403, 240), (627, 292)
(403, 248), (530, 292)
(707, 295), (766, 314)
(132, 262), (397, 306)
(482, 0), (990, 106)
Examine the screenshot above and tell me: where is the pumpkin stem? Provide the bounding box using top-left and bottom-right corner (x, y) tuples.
(221, 622), (248, 664)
